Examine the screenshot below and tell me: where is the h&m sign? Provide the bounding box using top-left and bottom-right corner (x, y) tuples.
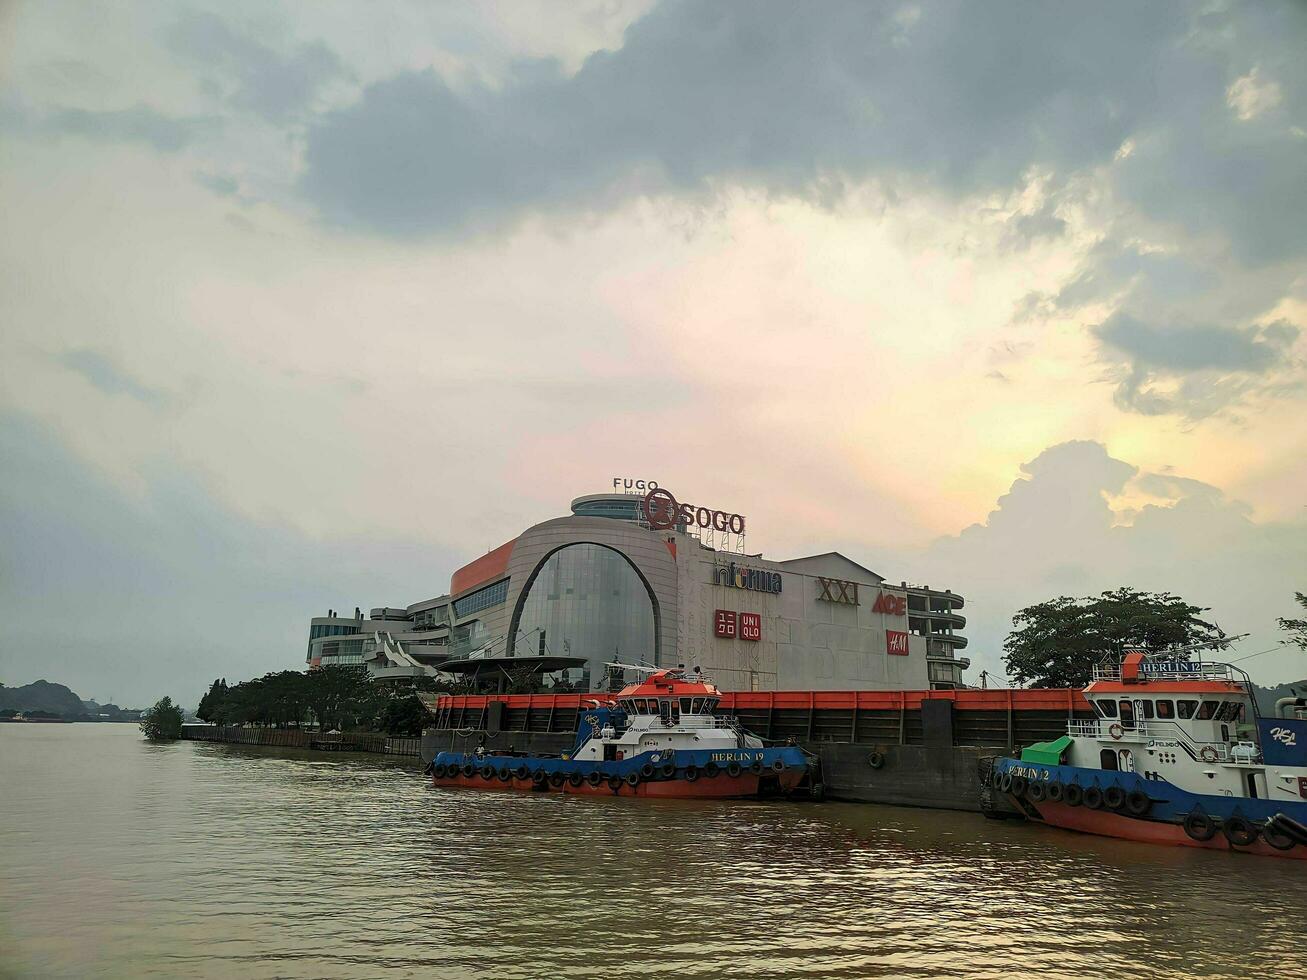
(886, 630), (909, 656)
(817, 577), (859, 605)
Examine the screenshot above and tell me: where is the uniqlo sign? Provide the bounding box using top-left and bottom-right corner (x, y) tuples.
(886, 630), (909, 656)
(739, 612), (761, 641)
(714, 609), (737, 638)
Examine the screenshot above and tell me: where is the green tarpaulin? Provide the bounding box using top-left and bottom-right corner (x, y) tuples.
(1019, 735), (1072, 765)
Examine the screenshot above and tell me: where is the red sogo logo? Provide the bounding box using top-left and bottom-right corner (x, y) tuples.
(643, 487), (745, 535)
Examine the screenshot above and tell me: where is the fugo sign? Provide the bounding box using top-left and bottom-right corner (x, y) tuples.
(642, 487), (746, 535)
(612, 477), (659, 493)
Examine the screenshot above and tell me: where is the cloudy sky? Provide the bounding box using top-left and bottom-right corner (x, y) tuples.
(2, 1), (1305, 706)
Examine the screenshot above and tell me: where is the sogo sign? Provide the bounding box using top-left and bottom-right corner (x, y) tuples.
(643, 487), (746, 535)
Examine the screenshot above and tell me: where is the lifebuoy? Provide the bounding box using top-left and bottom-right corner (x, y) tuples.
(1027, 781), (1046, 802)
(1104, 785), (1127, 810)
(1083, 786), (1104, 810)
(1200, 746), (1219, 763)
(586, 771), (603, 787)
(727, 762), (742, 778)
(868, 752), (886, 770)
(1222, 815), (1259, 847)
(1109, 724), (1124, 741)
(1183, 810), (1217, 842)
(1125, 790), (1151, 816)
(1046, 781), (1064, 802)
(684, 765), (700, 782)
(1063, 784), (1083, 807)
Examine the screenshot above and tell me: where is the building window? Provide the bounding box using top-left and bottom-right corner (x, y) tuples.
(453, 579), (509, 618)
(512, 543), (657, 691)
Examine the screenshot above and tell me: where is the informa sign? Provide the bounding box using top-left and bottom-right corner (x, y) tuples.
(886, 630), (909, 656)
(713, 561), (782, 594)
(740, 613), (761, 642)
(714, 610), (738, 639)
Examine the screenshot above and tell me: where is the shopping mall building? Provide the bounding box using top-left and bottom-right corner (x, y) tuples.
(305, 484), (970, 691)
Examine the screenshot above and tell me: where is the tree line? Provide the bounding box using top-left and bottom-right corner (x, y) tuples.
(196, 666), (443, 736)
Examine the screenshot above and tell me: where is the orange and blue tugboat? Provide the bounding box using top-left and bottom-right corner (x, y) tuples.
(429, 667), (814, 799)
(991, 647), (1307, 860)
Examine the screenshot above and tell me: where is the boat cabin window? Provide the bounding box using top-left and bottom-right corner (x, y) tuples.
(1177, 700), (1198, 719)
(703, 698), (718, 713)
(1217, 702), (1245, 723)
(690, 697), (704, 714)
(643, 698), (657, 714)
(1156, 700), (1174, 719)
(1094, 700), (1118, 719)
(1197, 700), (1219, 720)
(1138, 700), (1155, 719)
(680, 698), (693, 714)
(1119, 700), (1135, 728)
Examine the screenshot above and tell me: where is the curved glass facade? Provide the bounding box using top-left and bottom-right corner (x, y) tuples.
(513, 543), (657, 690)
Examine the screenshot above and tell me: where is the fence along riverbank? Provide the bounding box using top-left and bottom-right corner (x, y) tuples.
(180, 725), (422, 757)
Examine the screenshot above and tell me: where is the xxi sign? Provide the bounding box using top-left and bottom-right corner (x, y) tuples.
(817, 577), (859, 605)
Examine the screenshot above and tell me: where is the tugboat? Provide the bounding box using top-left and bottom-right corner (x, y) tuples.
(429, 666), (815, 799)
(989, 647), (1307, 860)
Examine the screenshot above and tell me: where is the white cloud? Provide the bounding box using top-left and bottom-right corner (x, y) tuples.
(1227, 67), (1283, 122)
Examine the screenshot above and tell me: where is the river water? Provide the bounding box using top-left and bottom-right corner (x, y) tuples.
(2, 725), (1304, 979)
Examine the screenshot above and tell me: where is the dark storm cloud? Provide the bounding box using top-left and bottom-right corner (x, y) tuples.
(54, 349), (172, 409)
(168, 10), (347, 124)
(1095, 313), (1298, 375)
(42, 103), (204, 152)
(301, 0), (1184, 235)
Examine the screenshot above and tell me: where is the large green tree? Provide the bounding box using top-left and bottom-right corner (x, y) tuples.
(1003, 587), (1225, 688)
(140, 697), (184, 740)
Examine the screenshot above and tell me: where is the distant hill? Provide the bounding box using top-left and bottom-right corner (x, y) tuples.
(1255, 680), (1307, 717)
(0, 679), (89, 719)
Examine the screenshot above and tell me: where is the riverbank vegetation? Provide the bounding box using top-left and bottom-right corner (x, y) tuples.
(196, 667), (444, 736)
(140, 697), (184, 740)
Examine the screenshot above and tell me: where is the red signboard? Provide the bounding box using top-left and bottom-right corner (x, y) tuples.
(714, 609), (737, 638)
(873, 592), (907, 617)
(740, 612), (761, 641)
(886, 630), (909, 656)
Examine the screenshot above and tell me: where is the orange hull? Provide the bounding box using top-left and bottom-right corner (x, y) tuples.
(1035, 801), (1307, 861)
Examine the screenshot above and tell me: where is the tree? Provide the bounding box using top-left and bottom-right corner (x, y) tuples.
(1279, 592), (1307, 651)
(140, 697), (185, 740)
(378, 693), (432, 736)
(1003, 587), (1225, 688)
(196, 679), (229, 724)
(305, 665), (370, 731)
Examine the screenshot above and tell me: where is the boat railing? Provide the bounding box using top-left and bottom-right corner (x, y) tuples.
(1065, 718), (1260, 765)
(1091, 660), (1237, 683)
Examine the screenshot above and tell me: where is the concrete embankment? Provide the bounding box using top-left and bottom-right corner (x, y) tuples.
(420, 690), (1091, 813)
(180, 725), (422, 758)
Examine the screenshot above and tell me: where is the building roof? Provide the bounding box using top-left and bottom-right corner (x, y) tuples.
(450, 538), (517, 595)
(777, 552), (885, 583)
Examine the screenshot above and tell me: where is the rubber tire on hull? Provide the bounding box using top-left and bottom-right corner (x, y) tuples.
(1104, 786), (1126, 811)
(625, 772), (640, 787)
(1082, 787), (1104, 810)
(462, 764), (476, 778)
(568, 772), (584, 788)
(1184, 811), (1218, 842)
(515, 765), (530, 780)
(1027, 781), (1046, 803)
(684, 766), (700, 782)
(868, 752), (885, 770)
(432, 764), (447, 779)
(531, 770), (546, 785)
(1009, 775), (1027, 797)
(997, 772), (1013, 793)
(549, 772), (565, 788)
(749, 761), (763, 775)
(771, 759), (787, 773)
(586, 771), (603, 788)
(1223, 815), (1259, 847)
(497, 769), (513, 782)
(1045, 781), (1063, 803)
(1125, 790), (1151, 816)
(727, 762), (742, 778)
(607, 775), (623, 792)
(640, 764), (655, 779)
(480, 766), (496, 781)
(660, 763), (676, 778)
(704, 763), (720, 778)
(1063, 784), (1083, 807)
(1263, 821), (1298, 851)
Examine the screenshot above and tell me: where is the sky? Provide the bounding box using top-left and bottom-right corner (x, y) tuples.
(1, 1), (1305, 707)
